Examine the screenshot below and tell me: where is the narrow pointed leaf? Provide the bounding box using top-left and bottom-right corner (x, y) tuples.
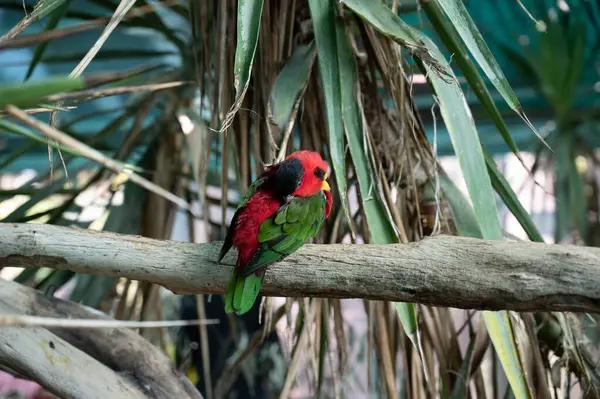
(433, 177), (482, 239)
(0, 119), (83, 156)
(335, 12), (424, 371)
(433, 0), (550, 149)
(419, 35), (502, 241)
(434, 0), (516, 108)
(422, 1), (521, 157)
(482, 146), (544, 243)
(342, 7), (529, 393)
(25, 0), (72, 80)
(268, 42), (316, 132)
(394, 302), (421, 354)
(308, 0), (351, 224)
(483, 311), (533, 399)
(30, 0), (68, 20)
(222, 0), (264, 129)
(335, 15), (397, 243)
(0, 76), (85, 108)
(419, 33), (532, 399)
(450, 337), (476, 399)
(340, 0), (448, 77)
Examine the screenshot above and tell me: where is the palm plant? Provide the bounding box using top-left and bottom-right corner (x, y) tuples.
(0, 0), (597, 398)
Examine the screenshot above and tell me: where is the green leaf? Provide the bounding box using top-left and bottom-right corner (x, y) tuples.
(0, 142), (37, 170)
(396, 303), (431, 388)
(419, 36), (503, 241)
(0, 119), (83, 156)
(25, 0), (72, 80)
(0, 76), (85, 108)
(433, 0), (516, 108)
(554, 133), (586, 243)
(422, 1), (521, 158)
(483, 312), (532, 399)
(432, 0), (550, 149)
(334, 12), (426, 381)
(37, 269), (74, 293)
(13, 267), (40, 284)
(308, 0), (351, 224)
(554, 137), (571, 243)
(450, 336), (476, 399)
(335, 14), (397, 244)
(433, 176), (482, 239)
(424, 59), (531, 399)
(0, 168), (76, 224)
(423, 45), (532, 399)
(569, 154), (586, 241)
(394, 302), (421, 351)
(268, 42), (316, 132)
(341, 0), (449, 78)
(30, 0), (68, 20)
(482, 145), (544, 243)
(419, 30), (532, 399)
(222, 0), (264, 128)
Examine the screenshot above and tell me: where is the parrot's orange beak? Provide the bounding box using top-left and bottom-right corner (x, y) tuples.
(321, 173), (330, 191)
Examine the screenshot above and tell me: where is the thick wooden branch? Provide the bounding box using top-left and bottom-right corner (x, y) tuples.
(0, 326), (146, 399)
(0, 223), (599, 314)
(0, 278), (202, 399)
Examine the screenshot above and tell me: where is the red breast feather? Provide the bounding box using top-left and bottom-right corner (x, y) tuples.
(231, 192), (280, 271)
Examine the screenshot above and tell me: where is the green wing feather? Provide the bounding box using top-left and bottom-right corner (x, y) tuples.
(225, 192), (327, 315)
(243, 192), (327, 276)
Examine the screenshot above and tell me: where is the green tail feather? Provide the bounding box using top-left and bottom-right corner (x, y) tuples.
(224, 270), (266, 315)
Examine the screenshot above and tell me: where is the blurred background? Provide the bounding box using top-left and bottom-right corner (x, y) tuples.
(0, 0), (598, 398)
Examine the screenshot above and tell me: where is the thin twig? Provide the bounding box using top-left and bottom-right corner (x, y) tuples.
(0, 0), (181, 50)
(0, 106), (76, 116)
(514, 0), (547, 32)
(0, 314), (219, 329)
(0, 0), (58, 45)
(4, 105), (198, 215)
(43, 81), (188, 103)
(72, 0), (138, 80)
(430, 97), (442, 235)
(48, 0), (139, 181)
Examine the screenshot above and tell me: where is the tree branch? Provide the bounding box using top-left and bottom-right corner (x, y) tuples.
(0, 278), (203, 399)
(0, 325), (147, 399)
(0, 223), (599, 314)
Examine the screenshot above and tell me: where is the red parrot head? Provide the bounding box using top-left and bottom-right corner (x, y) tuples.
(273, 150), (332, 218)
(284, 150), (330, 197)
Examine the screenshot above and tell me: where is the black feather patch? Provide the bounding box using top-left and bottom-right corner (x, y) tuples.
(274, 157), (304, 199)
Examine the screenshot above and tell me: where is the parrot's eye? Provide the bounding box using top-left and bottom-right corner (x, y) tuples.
(314, 167), (326, 180)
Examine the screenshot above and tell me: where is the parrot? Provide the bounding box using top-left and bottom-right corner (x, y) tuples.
(218, 150), (333, 315)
